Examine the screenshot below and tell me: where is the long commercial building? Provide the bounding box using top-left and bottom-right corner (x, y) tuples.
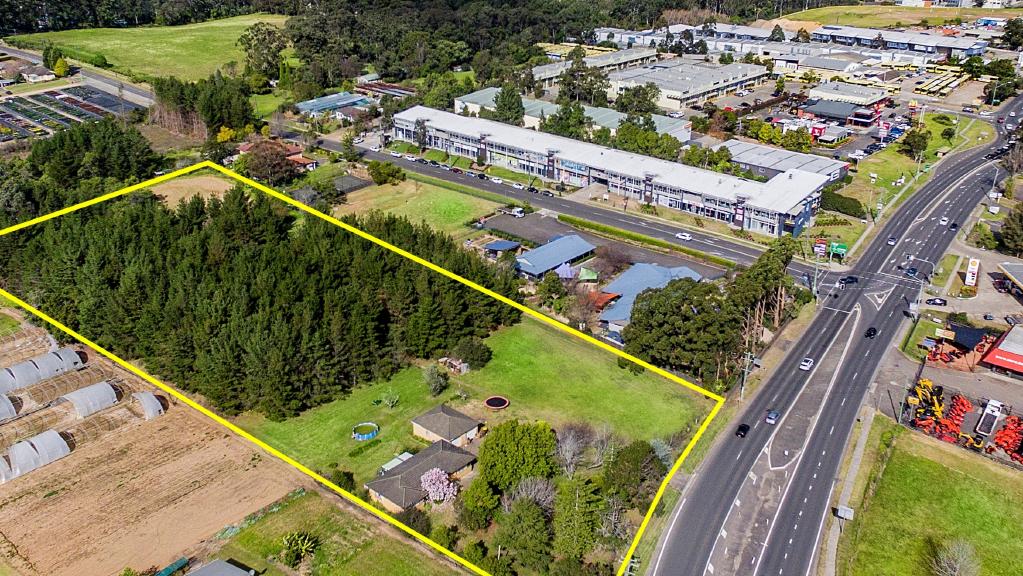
(454, 87), (692, 141)
(810, 24), (988, 59)
(608, 61), (770, 109)
(532, 47), (658, 89)
(393, 106), (829, 237)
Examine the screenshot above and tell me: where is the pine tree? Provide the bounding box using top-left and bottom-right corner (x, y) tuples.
(552, 478), (601, 559)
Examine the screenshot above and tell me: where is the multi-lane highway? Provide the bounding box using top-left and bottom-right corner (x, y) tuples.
(650, 99), (1018, 576)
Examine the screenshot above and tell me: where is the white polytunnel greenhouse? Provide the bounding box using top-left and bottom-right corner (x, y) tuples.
(0, 429), (70, 484)
(0, 394), (16, 423)
(132, 391), (164, 420)
(0, 348), (84, 394)
(61, 381), (118, 419)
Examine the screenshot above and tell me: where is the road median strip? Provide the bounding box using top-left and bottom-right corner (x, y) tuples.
(556, 214), (737, 269)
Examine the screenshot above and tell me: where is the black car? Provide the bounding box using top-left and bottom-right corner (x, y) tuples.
(865, 327), (877, 339)
(950, 222), (959, 231)
(541, 190), (555, 197)
(839, 275), (859, 285)
(926, 297), (948, 306)
(735, 423), (750, 438)
(906, 267), (918, 277)
(527, 186), (539, 193)
(416, 158), (429, 164)
(476, 172), (487, 180)
(428, 160), (440, 166)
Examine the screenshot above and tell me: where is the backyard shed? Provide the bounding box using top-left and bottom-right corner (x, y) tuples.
(132, 391), (165, 420)
(412, 404), (482, 447)
(484, 239), (520, 258)
(61, 381), (118, 419)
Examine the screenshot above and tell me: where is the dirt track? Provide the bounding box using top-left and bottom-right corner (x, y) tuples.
(0, 394), (306, 576)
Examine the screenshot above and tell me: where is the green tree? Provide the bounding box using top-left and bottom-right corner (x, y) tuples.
(900, 128), (931, 159)
(456, 479), (500, 530)
(341, 132), (361, 162)
(795, 28), (812, 42)
(450, 336), (492, 369)
(941, 126), (956, 145)
(237, 22), (289, 79)
(719, 52), (735, 64)
(478, 420), (558, 490)
(52, 57), (70, 78)
(493, 83), (525, 125)
(1001, 207), (1023, 256)
(541, 102), (591, 140)
(774, 76), (786, 95)
(557, 51), (609, 106)
(603, 440), (668, 507)
(367, 160), (406, 184)
(494, 499), (552, 572)
(614, 82), (660, 115)
(537, 271), (567, 307)
(768, 24), (786, 42)
(245, 140), (300, 185)
(780, 127), (812, 153)
(423, 364), (449, 396)
(1005, 18), (1023, 50)
(552, 478), (602, 559)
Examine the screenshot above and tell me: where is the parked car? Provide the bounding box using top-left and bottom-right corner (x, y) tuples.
(984, 313), (995, 321)
(950, 222), (959, 231)
(765, 410), (780, 425)
(735, 423), (751, 438)
(490, 177), (504, 184)
(428, 160), (440, 167)
(865, 327), (878, 339)
(527, 186), (539, 193)
(999, 117), (1006, 123)
(477, 172), (488, 180)
(675, 232), (693, 241)
(465, 171), (477, 178)
(511, 182), (525, 189)
(926, 297), (948, 306)
(370, 145), (380, 152)
(403, 154), (417, 161)
(799, 357), (814, 371)
(541, 190), (555, 197)
(390, 151), (402, 157)
(451, 168), (463, 174)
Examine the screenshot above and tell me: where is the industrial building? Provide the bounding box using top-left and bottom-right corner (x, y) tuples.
(810, 24), (988, 59)
(716, 140), (850, 182)
(294, 91), (372, 119)
(454, 87), (692, 141)
(808, 81), (889, 106)
(393, 106), (830, 237)
(532, 47), (659, 89)
(608, 61), (770, 109)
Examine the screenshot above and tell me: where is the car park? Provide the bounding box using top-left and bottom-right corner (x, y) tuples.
(675, 232), (693, 241)
(865, 327), (877, 339)
(799, 357), (814, 371)
(735, 423), (750, 438)
(926, 298), (947, 306)
(765, 410), (780, 425)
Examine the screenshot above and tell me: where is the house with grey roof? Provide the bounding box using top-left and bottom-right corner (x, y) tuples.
(599, 263), (703, 333)
(412, 404), (482, 447)
(365, 440), (476, 513)
(516, 235), (596, 279)
(716, 140), (849, 183)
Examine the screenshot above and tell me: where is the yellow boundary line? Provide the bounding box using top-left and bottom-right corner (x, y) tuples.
(0, 161), (725, 576)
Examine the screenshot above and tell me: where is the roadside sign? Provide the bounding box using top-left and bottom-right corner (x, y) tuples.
(830, 242), (848, 256)
(965, 258), (981, 287)
(813, 239), (827, 256)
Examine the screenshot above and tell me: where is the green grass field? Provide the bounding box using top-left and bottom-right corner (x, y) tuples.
(336, 179), (499, 238)
(837, 424), (1023, 576)
(0, 314), (20, 338)
(484, 165), (536, 186)
(238, 317), (710, 485)
(251, 91), (289, 118)
(901, 313), (946, 362)
(785, 5), (1023, 28)
(215, 491), (461, 576)
(7, 14), (288, 81)
(931, 253), (960, 289)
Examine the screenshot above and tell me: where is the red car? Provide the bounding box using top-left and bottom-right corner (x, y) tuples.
(451, 168), (463, 174)
(999, 117), (1006, 123)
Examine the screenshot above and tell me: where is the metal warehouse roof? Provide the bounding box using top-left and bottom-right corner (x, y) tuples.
(3, 429), (70, 482)
(295, 91), (371, 114)
(808, 81), (887, 104)
(396, 106), (828, 214)
(812, 24), (986, 51)
(532, 47), (657, 81)
(610, 61), (769, 97)
(600, 263), (702, 324)
(718, 140), (848, 177)
(0, 347), (84, 394)
(132, 391), (165, 420)
(61, 381), (117, 419)
(516, 235), (595, 277)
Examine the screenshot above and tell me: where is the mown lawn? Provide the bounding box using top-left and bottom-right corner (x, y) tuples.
(251, 91), (289, 118)
(387, 141), (419, 154)
(786, 5), (1023, 27)
(239, 317), (710, 484)
(837, 427), (1023, 576)
(484, 165), (536, 185)
(8, 14), (289, 81)
(931, 253), (960, 289)
(335, 179), (499, 238)
(215, 491), (461, 576)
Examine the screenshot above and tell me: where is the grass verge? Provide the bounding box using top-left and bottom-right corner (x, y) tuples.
(557, 214), (736, 269)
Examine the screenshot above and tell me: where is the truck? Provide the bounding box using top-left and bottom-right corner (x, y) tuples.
(497, 206), (525, 218)
(976, 399), (1004, 436)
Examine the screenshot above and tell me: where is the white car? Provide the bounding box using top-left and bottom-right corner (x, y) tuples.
(370, 145), (381, 152)
(1011, 111), (1017, 117)
(511, 182), (525, 189)
(389, 151), (402, 158)
(490, 177), (504, 184)
(675, 232), (693, 241)
(353, 137), (364, 144)
(799, 357), (814, 371)
(939, 216), (949, 225)
(403, 154), (417, 161)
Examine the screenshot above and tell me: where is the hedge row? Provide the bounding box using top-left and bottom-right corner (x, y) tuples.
(820, 188), (866, 218)
(556, 214), (736, 269)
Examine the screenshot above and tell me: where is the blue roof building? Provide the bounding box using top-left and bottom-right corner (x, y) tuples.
(295, 92), (372, 117)
(599, 263), (702, 331)
(484, 239), (520, 252)
(516, 235), (595, 278)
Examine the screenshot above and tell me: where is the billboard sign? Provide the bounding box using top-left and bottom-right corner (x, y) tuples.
(965, 258), (981, 287)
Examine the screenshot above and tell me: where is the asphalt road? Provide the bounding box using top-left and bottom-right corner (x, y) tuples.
(651, 98), (1020, 576)
(342, 142), (819, 278)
